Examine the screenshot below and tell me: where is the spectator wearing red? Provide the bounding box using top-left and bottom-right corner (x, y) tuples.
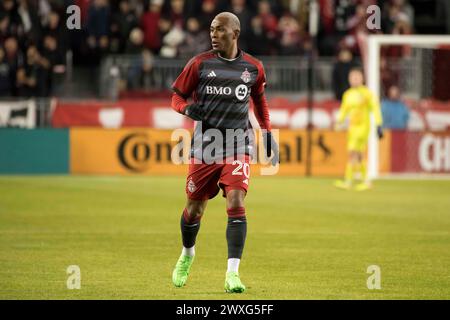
(165, 0), (186, 29)
(256, 0), (277, 37)
(141, 0), (163, 54)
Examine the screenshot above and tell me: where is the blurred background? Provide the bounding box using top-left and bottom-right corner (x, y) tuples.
(0, 0), (450, 176)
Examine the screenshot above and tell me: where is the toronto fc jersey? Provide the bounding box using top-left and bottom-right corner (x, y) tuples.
(172, 49), (267, 160)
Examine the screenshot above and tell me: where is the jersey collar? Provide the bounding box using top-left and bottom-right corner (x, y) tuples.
(216, 49), (243, 63)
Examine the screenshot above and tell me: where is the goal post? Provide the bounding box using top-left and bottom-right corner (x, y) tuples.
(366, 35), (450, 179)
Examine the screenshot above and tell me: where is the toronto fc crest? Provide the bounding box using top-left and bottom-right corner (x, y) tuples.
(187, 178), (197, 193)
(240, 68), (251, 83)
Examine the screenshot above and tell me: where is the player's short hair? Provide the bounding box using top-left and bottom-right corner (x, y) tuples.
(214, 12), (241, 32)
(349, 66), (364, 76)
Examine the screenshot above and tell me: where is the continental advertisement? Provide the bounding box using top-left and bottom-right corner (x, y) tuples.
(69, 128), (391, 176)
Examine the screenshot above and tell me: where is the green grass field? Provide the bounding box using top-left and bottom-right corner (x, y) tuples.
(0, 176), (449, 299)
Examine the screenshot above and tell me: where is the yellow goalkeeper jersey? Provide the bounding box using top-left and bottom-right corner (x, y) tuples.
(337, 85), (383, 138)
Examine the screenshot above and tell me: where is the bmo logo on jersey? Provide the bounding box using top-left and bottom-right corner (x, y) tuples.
(206, 86), (232, 95)
(205, 85), (248, 101)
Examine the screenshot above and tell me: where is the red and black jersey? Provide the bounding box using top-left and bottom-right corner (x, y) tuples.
(172, 49), (272, 160)
(172, 49), (271, 131)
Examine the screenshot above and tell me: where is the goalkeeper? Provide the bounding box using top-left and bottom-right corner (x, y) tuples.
(334, 67), (383, 191)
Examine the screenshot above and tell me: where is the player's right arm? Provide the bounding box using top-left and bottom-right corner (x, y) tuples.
(335, 91), (350, 130)
(171, 57), (204, 121)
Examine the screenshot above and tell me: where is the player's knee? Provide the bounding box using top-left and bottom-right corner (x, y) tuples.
(226, 190), (245, 209)
(185, 200), (206, 223)
(183, 207), (203, 224)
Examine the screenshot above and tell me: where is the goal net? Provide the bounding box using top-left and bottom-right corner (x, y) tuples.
(366, 35), (450, 178)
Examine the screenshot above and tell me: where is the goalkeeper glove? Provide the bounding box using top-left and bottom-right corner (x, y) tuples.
(262, 131), (279, 166)
(377, 126), (384, 139)
(183, 103), (204, 121)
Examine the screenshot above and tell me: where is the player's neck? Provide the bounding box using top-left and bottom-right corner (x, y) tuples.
(219, 46), (239, 60)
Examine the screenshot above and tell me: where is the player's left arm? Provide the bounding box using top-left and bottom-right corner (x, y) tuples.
(251, 63), (279, 165)
(335, 91), (349, 130)
(368, 89), (384, 139)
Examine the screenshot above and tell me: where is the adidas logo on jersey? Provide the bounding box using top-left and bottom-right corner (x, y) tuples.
(207, 70), (217, 77)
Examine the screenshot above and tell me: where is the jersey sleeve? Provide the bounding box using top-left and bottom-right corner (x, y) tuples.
(172, 57), (200, 99)
(251, 62), (267, 97)
(252, 93), (272, 131)
(337, 91), (350, 124)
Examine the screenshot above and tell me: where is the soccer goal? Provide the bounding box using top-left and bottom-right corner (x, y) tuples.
(366, 35), (450, 179)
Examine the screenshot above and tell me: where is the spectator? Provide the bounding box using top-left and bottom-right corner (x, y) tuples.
(257, 0), (277, 37)
(42, 11), (67, 54)
(380, 56), (399, 96)
(165, 0), (186, 29)
(332, 49), (356, 100)
(159, 17), (184, 58)
(16, 45), (47, 97)
(141, 0), (163, 54)
(178, 17), (210, 58)
(4, 37), (22, 96)
(125, 27), (145, 54)
(0, 13), (12, 43)
(277, 14), (306, 56)
(247, 16), (270, 56)
(41, 34), (65, 95)
(17, 0), (41, 44)
(381, 85), (410, 129)
(383, 0), (414, 28)
(198, 0), (218, 32)
(125, 28), (153, 89)
(86, 0), (110, 52)
(0, 46), (12, 96)
(228, 0), (252, 51)
(1, 0), (21, 39)
(111, 0), (138, 53)
(37, 0), (52, 27)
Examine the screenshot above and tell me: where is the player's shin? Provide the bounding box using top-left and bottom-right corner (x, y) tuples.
(344, 162), (354, 183)
(180, 208), (201, 256)
(226, 207), (247, 272)
(360, 160), (368, 182)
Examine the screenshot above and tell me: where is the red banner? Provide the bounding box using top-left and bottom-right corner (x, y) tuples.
(52, 99), (191, 129)
(52, 98), (450, 130)
(390, 131), (450, 173)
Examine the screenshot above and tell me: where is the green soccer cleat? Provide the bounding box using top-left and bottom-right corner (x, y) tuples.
(354, 182), (372, 191)
(172, 254), (194, 288)
(224, 271), (246, 293)
(334, 179), (351, 190)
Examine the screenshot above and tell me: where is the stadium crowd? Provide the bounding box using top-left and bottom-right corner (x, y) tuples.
(0, 0), (425, 98)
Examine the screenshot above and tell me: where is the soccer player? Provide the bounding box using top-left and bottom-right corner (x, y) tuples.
(170, 12), (278, 293)
(334, 67), (383, 191)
